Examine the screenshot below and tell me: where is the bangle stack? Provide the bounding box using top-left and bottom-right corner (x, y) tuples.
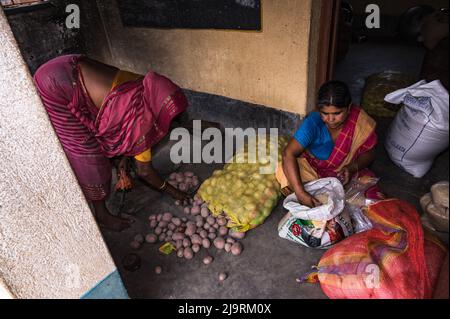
(159, 181), (167, 191)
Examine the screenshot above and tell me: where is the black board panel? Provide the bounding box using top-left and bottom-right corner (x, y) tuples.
(118, 0), (261, 30)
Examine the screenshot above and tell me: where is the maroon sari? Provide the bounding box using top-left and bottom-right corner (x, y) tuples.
(34, 54), (187, 201)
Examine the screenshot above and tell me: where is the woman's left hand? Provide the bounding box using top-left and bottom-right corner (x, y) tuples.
(337, 164), (356, 185)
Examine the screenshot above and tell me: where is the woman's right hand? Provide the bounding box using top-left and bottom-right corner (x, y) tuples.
(296, 191), (321, 208)
(165, 184), (191, 202)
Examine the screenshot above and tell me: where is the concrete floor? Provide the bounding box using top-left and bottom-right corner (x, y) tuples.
(100, 38), (448, 299)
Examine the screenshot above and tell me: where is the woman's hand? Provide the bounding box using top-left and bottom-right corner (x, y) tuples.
(296, 191), (321, 208)
(337, 163), (357, 185)
(165, 184), (191, 202)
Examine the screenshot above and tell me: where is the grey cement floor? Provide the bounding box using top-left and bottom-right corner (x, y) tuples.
(100, 38), (448, 299)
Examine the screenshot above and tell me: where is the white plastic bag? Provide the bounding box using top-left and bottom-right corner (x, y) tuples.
(384, 80), (449, 178)
(282, 177), (345, 221)
(278, 178), (353, 249)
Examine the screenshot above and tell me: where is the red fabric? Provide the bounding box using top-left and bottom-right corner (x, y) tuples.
(315, 199), (447, 299)
(95, 71), (188, 157)
(34, 54), (112, 201)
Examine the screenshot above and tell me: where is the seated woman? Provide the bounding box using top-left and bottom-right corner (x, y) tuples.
(276, 80), (384, 208)
(34, 54), (190, 231)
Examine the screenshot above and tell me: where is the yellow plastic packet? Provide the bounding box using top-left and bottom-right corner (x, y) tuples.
(159, 242), (176, 255)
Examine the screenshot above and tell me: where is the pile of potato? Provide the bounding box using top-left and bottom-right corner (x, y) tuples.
(130, 197), (246, 263)
(168, 171), (200, 192)
(197, 135), (289, 232)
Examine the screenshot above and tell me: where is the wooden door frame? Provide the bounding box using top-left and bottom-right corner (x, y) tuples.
(315, 0), (341, 94)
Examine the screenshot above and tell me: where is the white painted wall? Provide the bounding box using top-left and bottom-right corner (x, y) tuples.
(0, 8), (117, 299)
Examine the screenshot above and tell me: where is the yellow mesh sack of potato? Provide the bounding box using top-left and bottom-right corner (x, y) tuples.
(198, 135), (289, 232)
(361, 71), (416, 117)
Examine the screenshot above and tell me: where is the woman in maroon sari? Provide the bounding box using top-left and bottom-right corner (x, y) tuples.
(34, 54), (189, 231)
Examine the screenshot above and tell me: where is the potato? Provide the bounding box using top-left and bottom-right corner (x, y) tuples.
(199, 230), (208, 239)
(218, 272), (228, 281)
(183, 247), (194, 259)
(176, 175), (184, 183)
(149, 214), (157, 221)
(145, 234), (157, 244)
(184, 171), (194, 177)
(162, 212), (173, 222)
(192, 244), (200, 253)
(175, 240), (183, 249)
(224, 243), (232, 252)
(203, 255), (213, 265)
(231, 242), (243, 256)
(181, 217), (188, 222)
(130, 240), (141, 250)
(196, 220), (204, 228)
(213, 237), (225, 250)
(166, 230), (173, 236)
(172, 217), (182, 226)
(213, 223), (219, 229)
(183, 207), (191, 215)
(154, 227), (163, 235)
(177, 247), (184, 258)
(217, 218), (227, 226)
(208, 232), (217, 240)
(191, 234), (202, 245)
(179, 183), (187, 191)
(175, 200), (181, 206)
(185, 225), (196, 237)
(202, 238), (211, 249)
(169, 172), (177, 180)
(159, 233), (166, 242)
(191, 205), (201, 216)
(186, 221), (196, 228)
(154, 266), (162, 274)
(183, 238), (191, 248)
(218, 226), (228, 237)
(192, 179), (199, 187)
(133, 234), (144, 244)
(226, 237), (236, 244)
(168, 223), (176, 231)
(206, 216), (216, 225)
(172, 232), (185, 241)
(200, 207), (210, 218)
(156, 214), (162, 221)
(229, 230), (245, 240)
(195, 199), (204, 206)
(158, 221), (168, 228)
(165, 235), (172, 242)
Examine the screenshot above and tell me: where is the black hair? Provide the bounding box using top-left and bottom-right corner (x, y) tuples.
(317, 80), (352, 109)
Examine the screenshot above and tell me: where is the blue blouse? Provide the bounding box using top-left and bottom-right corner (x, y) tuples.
(293, 112), (334, 160)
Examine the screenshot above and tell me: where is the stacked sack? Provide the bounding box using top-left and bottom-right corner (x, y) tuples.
(420, 181), (449, 244)
(198, 135), (289, 232)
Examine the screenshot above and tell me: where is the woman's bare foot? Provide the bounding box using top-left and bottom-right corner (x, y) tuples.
(92, 200), (132, 232)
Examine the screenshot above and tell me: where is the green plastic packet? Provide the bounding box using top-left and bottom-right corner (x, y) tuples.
(159, 242), (176, 255)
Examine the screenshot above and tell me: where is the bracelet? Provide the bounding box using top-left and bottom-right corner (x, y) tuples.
(158, 181), (167, 191)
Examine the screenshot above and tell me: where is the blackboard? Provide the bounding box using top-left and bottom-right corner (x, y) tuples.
(118, 0), (261, 30)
